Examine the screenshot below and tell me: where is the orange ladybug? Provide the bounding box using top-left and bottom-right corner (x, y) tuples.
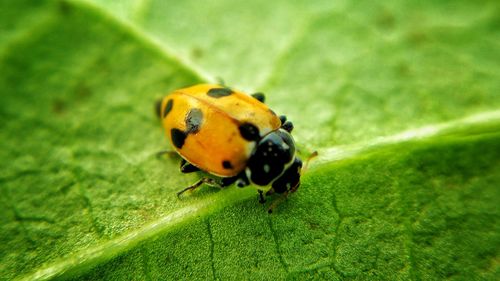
(156, 84), (302, 211)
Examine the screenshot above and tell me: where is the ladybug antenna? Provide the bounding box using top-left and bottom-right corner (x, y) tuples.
(302, 151), (318, 173)
(215, 77), (226, 86)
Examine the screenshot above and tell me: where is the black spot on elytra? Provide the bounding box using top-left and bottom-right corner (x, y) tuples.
(163, 99), (173, 118)
(222, 160), (233, 169)
(171, 128), (187, 149)
(185, 108), (203, 133)
(207, 88), (233, 98)
(239, 122), (260, 141)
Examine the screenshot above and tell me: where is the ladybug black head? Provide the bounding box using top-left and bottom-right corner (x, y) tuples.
(246, 129), (297, 187)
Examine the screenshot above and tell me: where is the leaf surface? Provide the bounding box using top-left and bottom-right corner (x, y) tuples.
(0, 0), (499, 280)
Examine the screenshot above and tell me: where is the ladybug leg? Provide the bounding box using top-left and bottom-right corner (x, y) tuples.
(177, 171), (250, 197)
(278, 115), (294, 133)
(216, 77), (226, 86)
(235, 172), (250, 188)
(180, 159), (200, 173)
(267, 191), (290, 214)
(258, 190), (266, 204)
(177, 178), (222, 197)
(281, 121), (294, 133)
(251, 92), (265, 103)
(220, 175), (238, 187)
(221, 171), (250, 188)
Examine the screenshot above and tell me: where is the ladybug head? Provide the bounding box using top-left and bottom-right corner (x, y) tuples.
(246, 129), (300, 191)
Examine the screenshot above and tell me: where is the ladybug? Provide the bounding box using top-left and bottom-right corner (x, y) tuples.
(156, 84), (302, 212)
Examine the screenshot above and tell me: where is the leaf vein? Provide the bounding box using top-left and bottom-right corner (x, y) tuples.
(267, 217), (289, 273)
(140, 247), (153, 281)
(7, 193), (37, 246)
(80, 185), (105, 238)
(330, 192), (345, 278)
(206, 219), (217, 281)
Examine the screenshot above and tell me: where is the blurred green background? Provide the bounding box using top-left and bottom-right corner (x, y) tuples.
(1, 0), (499, 280)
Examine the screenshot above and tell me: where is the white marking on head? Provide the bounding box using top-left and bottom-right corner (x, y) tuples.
(263, 164), (270, 173)
(244, 142), (256, 157)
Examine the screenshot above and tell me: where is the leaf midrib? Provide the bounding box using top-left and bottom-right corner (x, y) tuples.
(317, 110), (500, 165)
(66, 0), (211, 83)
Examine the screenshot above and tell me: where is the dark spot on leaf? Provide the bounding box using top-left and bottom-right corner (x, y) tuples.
(191, 47), (203, 59)
(59, 181), (75, 194)
(52, 99), (66, 115)
(59, 0), (72, 14)
(75, 82), (91, 100)
(171, 129), (187, 149)
(408, 30), (427, 45)
(207, 88), (233, 98)
(376, 9), (395, 29)
(397, 62), (410, 76)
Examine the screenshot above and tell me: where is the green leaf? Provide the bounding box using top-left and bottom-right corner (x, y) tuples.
(1, 0), (499, 280)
